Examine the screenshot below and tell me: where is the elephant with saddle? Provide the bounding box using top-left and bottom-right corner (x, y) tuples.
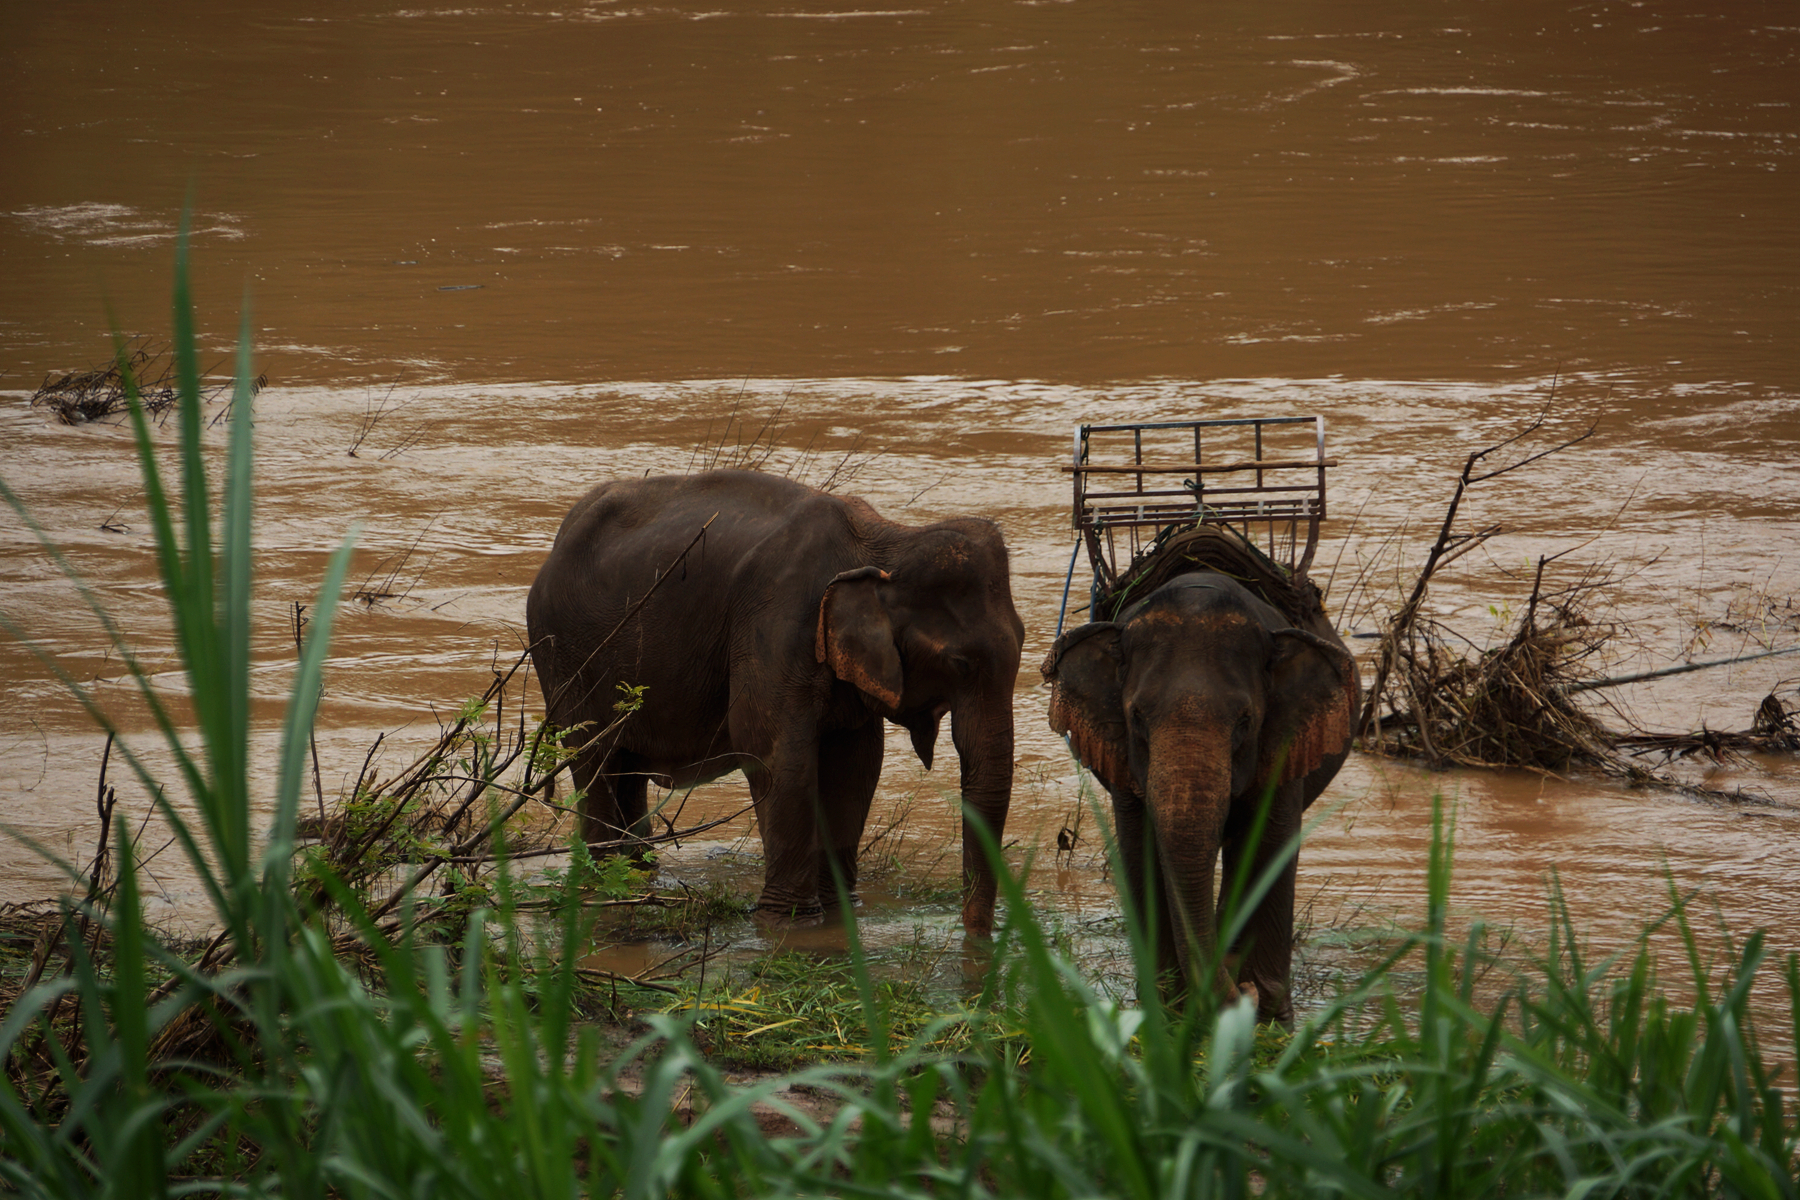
(1042, 537), (1357, 1024)
(526, 469), (1025, 935)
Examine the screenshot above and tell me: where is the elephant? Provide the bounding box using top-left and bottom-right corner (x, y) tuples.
(1042, 568), (1357, 1024)
(525, 469), (1025, 936)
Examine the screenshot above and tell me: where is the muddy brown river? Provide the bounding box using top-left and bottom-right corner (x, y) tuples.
(3, 3), (1797, 1024)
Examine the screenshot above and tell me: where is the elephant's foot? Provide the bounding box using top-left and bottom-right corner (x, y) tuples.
(814, 883), (865, 913)
(957, 937), (996, 993)
(960, 890), (998, 939)
(960, 909), (994, 940)
(1240, 976), (1294, 1028)
(752, 901), (826, 929)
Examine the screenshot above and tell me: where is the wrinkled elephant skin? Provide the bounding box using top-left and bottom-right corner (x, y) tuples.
(527, 470), (1024, 935)
(1043, 571), (1357, 1024)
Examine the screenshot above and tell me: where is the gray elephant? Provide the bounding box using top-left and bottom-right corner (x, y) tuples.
(1042, 567), (1357, 1024)
(526, 469), (1024, 935)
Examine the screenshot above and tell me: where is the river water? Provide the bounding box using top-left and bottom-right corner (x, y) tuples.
(3, 2), (1798, 1022)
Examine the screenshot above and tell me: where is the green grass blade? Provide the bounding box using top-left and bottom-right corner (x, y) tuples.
(268, 532), (356, 889)
(828, 851), (890, 1068)
(220, 301), (257, 875)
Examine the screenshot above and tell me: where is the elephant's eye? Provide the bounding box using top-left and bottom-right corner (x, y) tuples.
(947, 653), (976, 680)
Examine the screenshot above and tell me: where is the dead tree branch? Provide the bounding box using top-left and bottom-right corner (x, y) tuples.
(1358, 401), (1597, 746)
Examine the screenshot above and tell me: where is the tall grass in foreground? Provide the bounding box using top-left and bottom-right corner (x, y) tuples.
(2, 238), (1798, 1198)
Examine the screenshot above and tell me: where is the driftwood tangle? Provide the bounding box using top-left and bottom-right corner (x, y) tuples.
(1352, 404), (1799, 788)
(29, 338), (262, 425)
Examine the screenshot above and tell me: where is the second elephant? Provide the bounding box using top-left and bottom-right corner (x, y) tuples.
(1043, 569), (1357, 1024)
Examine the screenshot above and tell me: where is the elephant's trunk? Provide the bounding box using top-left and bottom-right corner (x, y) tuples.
(1144, 722), (1241, 1004)
(952, 680), (1014, 937)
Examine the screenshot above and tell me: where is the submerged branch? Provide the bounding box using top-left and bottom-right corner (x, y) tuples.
(1561, 643), (1800, 695)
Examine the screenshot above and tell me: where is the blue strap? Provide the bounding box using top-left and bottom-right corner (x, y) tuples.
(1055, 539), (1083, 638)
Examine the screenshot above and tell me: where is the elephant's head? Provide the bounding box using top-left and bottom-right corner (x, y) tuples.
(815, 520), (1025, 936)
(1042, 572), (1356, 1000)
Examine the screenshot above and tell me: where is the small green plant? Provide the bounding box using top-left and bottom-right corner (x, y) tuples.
(536, 829), (644, 899)
(527, 720), (580, 777)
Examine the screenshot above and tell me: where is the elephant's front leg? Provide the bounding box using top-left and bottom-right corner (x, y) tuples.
(815, 723), (883, 907)
(744, 733), (829, 923)
(570, 744), (649, 848)
(1219, 780), (1304, 1026)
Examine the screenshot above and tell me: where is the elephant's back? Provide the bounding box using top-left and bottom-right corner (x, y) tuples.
(528, 470), (848, 652)
(544, 471), (815, 572)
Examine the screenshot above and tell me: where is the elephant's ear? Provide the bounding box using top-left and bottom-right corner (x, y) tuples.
(1260, 628), (1359, 788)
(1042, 622), (1130, 795)
(816, 566), (903, 711)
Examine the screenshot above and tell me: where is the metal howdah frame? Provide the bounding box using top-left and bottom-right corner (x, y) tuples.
(1066, 414), (1334, 597)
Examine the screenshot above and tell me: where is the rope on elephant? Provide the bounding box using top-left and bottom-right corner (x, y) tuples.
(1098, 522), (1325, 628)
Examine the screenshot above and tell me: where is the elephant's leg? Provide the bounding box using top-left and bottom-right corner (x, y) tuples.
(571, 743), (651, 849)
(612, 766), (651, 855)
(569, 744), (622, 847)
(746, 741), (826, 921)
(1111, 791), (1178, 979)
(1219, 781), (1303, 1025)
(815, 723), (883, 906)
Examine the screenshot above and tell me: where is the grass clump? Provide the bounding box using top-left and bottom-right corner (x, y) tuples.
(680, 952), (948, 1070)
(670, 947), (1023, 1073)
(1, 233), (1796, 1196)
(590, 877), (749, 943)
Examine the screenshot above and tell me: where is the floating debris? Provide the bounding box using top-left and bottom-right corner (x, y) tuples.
(29, 337), (261, 425)
(1615, 691), (1800, 761)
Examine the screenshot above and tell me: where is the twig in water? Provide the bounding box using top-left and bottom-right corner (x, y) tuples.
(293, 602), (326, 825)
(21, 737), (122, 1035)
(1562, 643), (1800, 695)
(438, 806), (751, 866)
(348, 380), (404, 458)
(352, 516), (438, 605)
(98, 499), (134, 534)
(815, 438), (875, 494)
(905, 472), (951, 508)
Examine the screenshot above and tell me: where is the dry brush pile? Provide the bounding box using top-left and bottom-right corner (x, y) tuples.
(1349, 409), (1800, 789)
